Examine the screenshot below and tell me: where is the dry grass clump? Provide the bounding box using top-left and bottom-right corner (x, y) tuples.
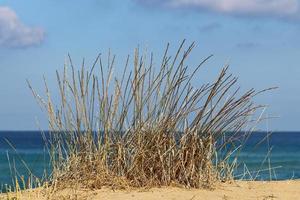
(28, 41), (267, 190)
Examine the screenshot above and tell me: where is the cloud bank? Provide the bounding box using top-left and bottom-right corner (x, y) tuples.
(0, 6), (45, 48)
(137, 0), (300, 19)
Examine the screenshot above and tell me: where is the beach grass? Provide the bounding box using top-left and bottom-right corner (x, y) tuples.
(26, 40), (271, 191)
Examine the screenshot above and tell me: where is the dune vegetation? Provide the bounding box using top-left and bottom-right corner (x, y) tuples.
(25, 41), (271, 192)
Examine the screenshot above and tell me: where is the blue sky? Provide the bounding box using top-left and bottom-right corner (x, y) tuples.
(0, 0), (300, 130)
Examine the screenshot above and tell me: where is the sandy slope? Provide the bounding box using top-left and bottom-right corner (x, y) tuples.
(2, 181), (300, 200)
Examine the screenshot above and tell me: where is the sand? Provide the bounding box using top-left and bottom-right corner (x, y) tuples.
(2, 181), (299, 200)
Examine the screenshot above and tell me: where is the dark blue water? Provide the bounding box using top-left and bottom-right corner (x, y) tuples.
(235, 132), (300, 180)
(0, 131), (50, 187)
(0, 131), (299, 186)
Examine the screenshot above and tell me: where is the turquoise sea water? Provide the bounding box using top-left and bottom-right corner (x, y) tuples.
(0, 131), (299, 186)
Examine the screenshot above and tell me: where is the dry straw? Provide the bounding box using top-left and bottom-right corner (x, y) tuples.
(27, 41), (270, 190)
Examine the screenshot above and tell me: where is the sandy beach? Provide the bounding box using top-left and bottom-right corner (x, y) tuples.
(1, 0), (300, 200)
(2, 180), (299, 200)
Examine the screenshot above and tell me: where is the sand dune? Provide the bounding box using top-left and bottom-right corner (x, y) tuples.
(2, 180), (299, 200)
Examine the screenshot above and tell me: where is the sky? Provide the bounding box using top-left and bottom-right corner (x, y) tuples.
(0, 0), (300, 131)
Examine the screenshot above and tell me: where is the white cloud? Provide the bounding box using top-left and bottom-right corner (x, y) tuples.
(0, 6), (45, 48)
(137, 0), (300, 19)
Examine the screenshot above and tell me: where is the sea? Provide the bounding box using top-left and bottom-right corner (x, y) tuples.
(0, 131), (299, 187)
